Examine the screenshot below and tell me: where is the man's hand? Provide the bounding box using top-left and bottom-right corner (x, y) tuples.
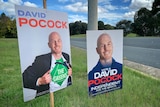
(38, 70), (51, 86)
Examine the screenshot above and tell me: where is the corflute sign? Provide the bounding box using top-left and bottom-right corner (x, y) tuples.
(15, 5), (71, 102)
(87, 30), (123, 96)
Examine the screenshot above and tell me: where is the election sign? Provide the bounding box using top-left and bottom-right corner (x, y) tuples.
(87, 30), (123, 96)
(15, 5), (71, 102)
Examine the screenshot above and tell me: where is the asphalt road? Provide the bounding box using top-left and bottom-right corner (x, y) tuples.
(71, 37), (160, 69)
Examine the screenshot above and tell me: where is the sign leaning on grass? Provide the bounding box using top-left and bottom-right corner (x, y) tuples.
(15, 5), (72, 102)
(87, 30), (123, 96)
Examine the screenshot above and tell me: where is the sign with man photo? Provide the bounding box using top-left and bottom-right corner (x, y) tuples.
(15, 5), (72, 102)
(87, 30), (123, 96)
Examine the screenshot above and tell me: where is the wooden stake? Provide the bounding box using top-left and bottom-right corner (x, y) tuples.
(50, 92), (54, 107)
(43, 0), (47, 9)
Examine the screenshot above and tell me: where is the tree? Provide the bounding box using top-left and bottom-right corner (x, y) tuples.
(0, 13), (10, 38)
(5, 19), (17, 38)
(133, 8), (152, 36)
(69, 21), (87, 35)
(152, 0), (160, 15)
(116, 19), (133, 36)
(69, 22), (74, 35)
(104, 24), (115, 30)
(151, 0), (160, 36)
(81, 22), (87, 34)
(98, 21), (105, 30)
(0, 13), (17, 38)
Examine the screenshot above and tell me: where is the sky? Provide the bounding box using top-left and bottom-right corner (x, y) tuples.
(0, 0), (154, 26)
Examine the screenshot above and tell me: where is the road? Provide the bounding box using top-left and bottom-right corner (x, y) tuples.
(71, 37), (160, 69)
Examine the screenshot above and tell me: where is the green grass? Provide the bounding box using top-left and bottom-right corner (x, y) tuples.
(126, 33), (138, 37)
(71, 34), (86, 38)
(0, 38), (160, 107)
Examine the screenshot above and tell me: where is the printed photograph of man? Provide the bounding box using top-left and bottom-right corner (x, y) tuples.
(23, 32), (72, 97)
(87, 31), (123, 96)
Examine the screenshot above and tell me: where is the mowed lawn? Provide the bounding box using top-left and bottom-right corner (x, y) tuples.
(0, 38), (160, 107)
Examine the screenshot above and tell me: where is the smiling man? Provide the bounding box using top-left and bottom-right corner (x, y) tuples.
(23, 31), (72, 96)
(88, 33), (122, 96)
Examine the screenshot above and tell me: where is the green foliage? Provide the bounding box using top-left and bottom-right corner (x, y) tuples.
(69, 20), (115, 36)
(0, 39), (160, 107)
(1, 0), (160, 38)
(98, 20), (115, 30)
(104, 24), (115, 30)
(98, 21), (105, 30)
(151, 0), (160, 36)
(116, 20), (133, 36)
(152, 0), (160, 16)
(0, 13), (17, 38)
(69, 21), (87, 35)
(133, 8), (153, 36)
(133, 0), (160, 36)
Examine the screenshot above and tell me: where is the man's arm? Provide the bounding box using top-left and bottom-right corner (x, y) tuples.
(23, 65), (38, 89)
(23, 55), (51, 90)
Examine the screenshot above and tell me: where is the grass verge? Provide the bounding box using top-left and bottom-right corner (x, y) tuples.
(71, 34), (86, 38)
(0, 39), (160, 107)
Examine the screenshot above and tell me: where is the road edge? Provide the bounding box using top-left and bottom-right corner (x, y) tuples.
(124, 59), (160, 80)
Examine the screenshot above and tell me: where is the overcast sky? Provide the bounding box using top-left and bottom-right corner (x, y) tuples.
(0, 0), (154, 26)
